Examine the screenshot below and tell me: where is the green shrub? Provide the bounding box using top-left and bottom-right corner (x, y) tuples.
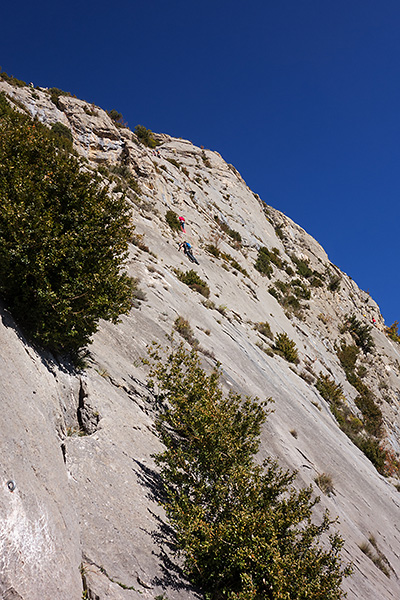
(110, 164), (142, 196)
(254, 247), (273, 277)
(176, 269), (210, 298)
(269, 247), (283, 268)
(342, 315), (375, 354)
(291, 255), (314, 279)
(328, 274), (341, 292)
(213, 215), (242, 245)
(385, 321), (400, 343)
(316, 374), (345, 405)
(291, 278), (311, 300)
(227, 228), (241, 243)
(50, 122), (73, 152)
(48, 87), (72, 108)
(146, 344), (351, 600)
(107, 109), (124, 124)
(354, 437), (386, 474)
(0, 94), (134, 360)
(273, 332), (299, 363)
(206, 244), (220, 258)
(166, 157), (181, 169)
(337, 343), (360, 373)
(335, 339), (385, 471)
(165, 209), (182, 233)
(354, 387), (383, 438)
(134, 124), (159, 148)
(0, 70), (26, 87)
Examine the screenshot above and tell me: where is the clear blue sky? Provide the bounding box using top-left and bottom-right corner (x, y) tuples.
(1, 1), (399, 325)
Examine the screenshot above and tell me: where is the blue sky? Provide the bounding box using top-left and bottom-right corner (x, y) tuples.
(2, 1), (399, 325)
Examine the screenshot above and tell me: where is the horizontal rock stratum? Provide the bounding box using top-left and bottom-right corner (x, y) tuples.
(1, 78), (400, 599)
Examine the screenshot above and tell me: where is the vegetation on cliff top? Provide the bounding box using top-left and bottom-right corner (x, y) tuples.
(0, 93), (134, 360)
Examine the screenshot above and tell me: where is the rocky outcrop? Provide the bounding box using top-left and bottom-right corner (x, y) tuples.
(1, 79), (400, 599)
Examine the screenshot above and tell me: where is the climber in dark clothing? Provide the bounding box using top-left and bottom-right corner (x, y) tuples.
(178, 241), (199, 264)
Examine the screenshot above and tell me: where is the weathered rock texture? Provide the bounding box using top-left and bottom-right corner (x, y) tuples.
(1, 79), (400, 599)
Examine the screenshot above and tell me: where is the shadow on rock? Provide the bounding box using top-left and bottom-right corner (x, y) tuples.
(133, 459), (201, 597)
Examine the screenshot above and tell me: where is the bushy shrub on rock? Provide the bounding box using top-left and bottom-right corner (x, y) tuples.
(147, 344), (352, 600)
(0, 94), (134, 359)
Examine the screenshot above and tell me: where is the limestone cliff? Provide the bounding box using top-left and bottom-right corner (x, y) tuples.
(1, 79), (400, 600)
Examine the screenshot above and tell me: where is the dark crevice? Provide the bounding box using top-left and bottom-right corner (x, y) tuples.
(77, 378), (100, 435)
(77, 378), (87, 431)
(61, 442), (66, 464)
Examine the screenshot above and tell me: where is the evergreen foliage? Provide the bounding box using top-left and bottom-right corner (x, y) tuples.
(0, 94), (134, 359)
(342, 315), (375, 354)
(273, 332), (299, 363)
(385, 321), (400, 343)
(254, 247), (273, 277)
(147, 344), (352, 600)
(50, 122), (73, 152)
(335, 344), (385, 472)
(316, 374), (345, 405)
(134, 124), (159, 148)
(176, 269), (210, 298)
(165, 209), (182, 232)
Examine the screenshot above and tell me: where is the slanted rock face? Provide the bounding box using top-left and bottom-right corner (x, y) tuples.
(1, 79), (400, 599)
(0, 303), (82, 600)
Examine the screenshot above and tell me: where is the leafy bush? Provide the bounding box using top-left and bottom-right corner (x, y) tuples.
(165, 209), (182, 233)
(354, 437), (386, 474)
(48, 87), (72, 108)
(0, 94), (134, 359)
(291, 255), (314, 279)
(328, 273), (341, 292)
(269, 281), (307, 318)
(50, 122), (73, 152)
(147, 344), (351, 600)
(134, 124), (159, 148)
(110, 164), (142, 196)
(0, 69), (26, 87)
(254, 247), (273, 277)
(354, 384), (383, 438)
(206, 244), (220, 258)
(342, 315), (375, 354)
(335, 341), (386, 471)
(337, 343), (360, 374)
(176, 269), (210, 298)
(166, 157), (181, 169)
(213, 215), (242, 244)
(254, 246), (283, 275)
(273, 332), (299, 363)
(291, 278), (311, 300)
(316, 374), (345, 405)
(385, 321), (400, 343)
(107, 109), (123, 123)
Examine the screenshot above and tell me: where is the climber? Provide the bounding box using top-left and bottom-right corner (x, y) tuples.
(178, 241), (199, 265)
(179, 216), (186, 232)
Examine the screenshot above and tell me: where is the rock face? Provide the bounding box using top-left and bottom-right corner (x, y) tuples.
(1, 79), (400, 599)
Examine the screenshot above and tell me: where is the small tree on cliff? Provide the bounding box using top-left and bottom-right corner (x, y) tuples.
(147, 343), (352, 600)
(0, 93), (134, 360)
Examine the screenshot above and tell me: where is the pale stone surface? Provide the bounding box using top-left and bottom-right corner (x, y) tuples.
(1, 81), (400, 598)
